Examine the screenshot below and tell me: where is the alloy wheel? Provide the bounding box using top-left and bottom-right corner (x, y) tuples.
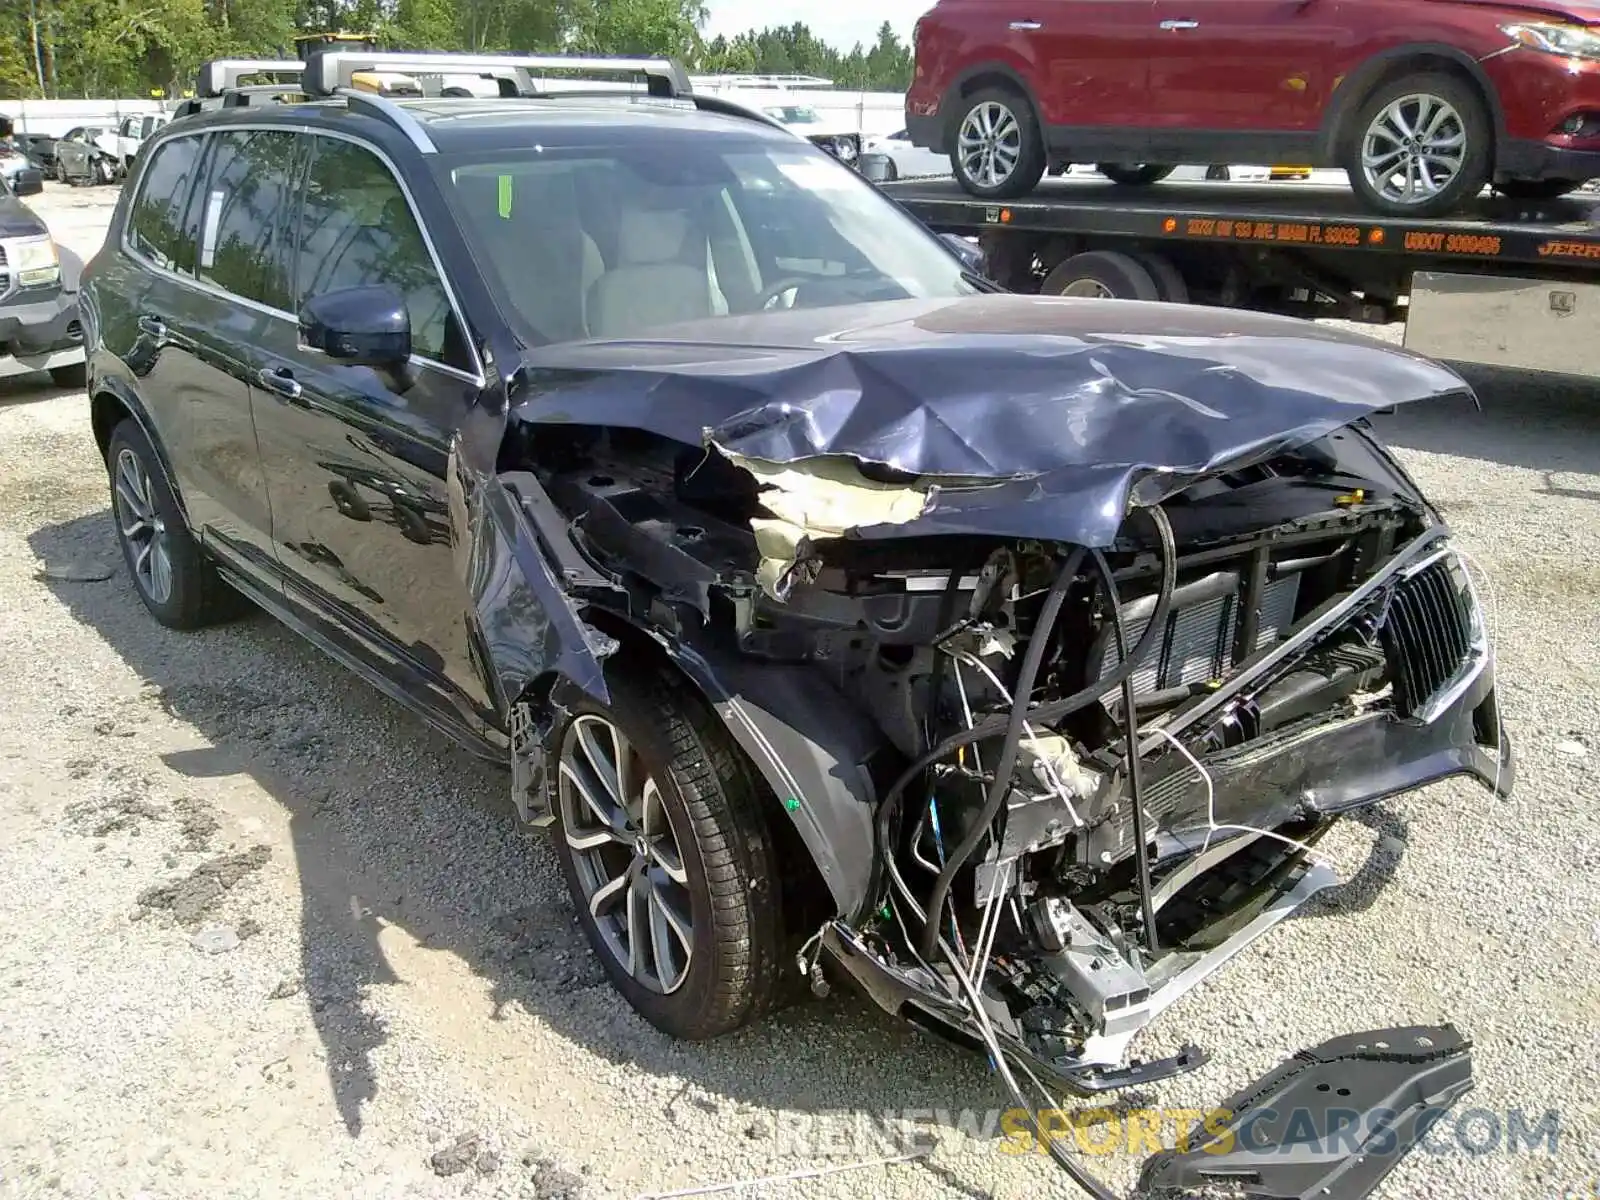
(113, 446), (174, 605)
(1360, 93), (1466, 205)
(557, 714), (694, 994)
(957, 101), (1022, 188)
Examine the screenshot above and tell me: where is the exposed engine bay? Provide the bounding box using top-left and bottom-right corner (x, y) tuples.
(482, 297), (1513, 1196)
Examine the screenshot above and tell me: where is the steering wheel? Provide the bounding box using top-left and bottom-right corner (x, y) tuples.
(753, 276), (813, 311)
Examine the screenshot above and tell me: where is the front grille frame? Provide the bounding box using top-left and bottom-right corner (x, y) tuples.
(1380, 549), (1486, 724)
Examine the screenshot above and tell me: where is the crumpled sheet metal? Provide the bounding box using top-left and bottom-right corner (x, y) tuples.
(516, 295), (1472, 548)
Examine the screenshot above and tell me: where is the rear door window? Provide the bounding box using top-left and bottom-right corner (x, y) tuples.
(194, 129), (303, 310)
(126, 135), (206, 274)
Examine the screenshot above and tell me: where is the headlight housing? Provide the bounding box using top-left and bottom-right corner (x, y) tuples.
(1501, 21), (1600, 61)
(2, 235), (59, 287)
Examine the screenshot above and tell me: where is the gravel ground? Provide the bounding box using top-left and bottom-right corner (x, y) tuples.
(1, 183), (1596, 1200)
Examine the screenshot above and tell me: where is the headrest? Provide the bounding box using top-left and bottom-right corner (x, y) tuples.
(617, 205), (689, 265)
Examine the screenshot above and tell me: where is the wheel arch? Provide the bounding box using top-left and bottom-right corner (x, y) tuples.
(90, 381), (192, 522)
(1318, 44), (1505, 163)
(529, 608), (878, 924)
(940, 61), (1046, 154)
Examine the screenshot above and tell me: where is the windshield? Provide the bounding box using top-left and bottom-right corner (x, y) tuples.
(764, 106), (822, 125)
(436, 135), (975, 344)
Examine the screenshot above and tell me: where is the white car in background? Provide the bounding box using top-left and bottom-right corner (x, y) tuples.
(861, 131), (1273, 185)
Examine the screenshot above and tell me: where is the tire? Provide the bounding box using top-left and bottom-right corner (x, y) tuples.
(1096, 163), (1176, 186)
(1342, 72), (1491, 217)
(1131, 252), (1190, 303)
(105, 419), (245, 630)
(551, 661), (786, 1040)
(1039, 250), (1161, 300)
(1204, 165), (1232, 181)
(54, 160), (67, 184)
(948, 85), (1047, 200)
(1493, 178), (1581, 201)
(48, 362), (87, 388)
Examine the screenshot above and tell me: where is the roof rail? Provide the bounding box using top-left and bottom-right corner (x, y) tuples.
(302, 50), (692, 100)
(197, 58), (304, 98)
(333, 89), (435, 153)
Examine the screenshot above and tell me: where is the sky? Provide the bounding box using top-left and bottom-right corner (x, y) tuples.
(702, 0), (930, 55)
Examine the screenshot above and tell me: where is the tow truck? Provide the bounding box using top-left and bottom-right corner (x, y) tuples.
(867, 168), (1600, 380)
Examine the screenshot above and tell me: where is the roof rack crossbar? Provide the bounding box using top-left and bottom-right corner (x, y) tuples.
(197, 58), (305, 98)
(221, 85), (308, 108)
(334, 88), (437, 153)
(302, 51), (692, 99)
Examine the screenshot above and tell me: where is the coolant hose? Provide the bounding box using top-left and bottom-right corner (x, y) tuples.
(916, 546), (1085, 961)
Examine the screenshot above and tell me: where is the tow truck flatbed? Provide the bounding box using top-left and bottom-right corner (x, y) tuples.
(876, 175), (1600, 380)
(881, 177), (1600, 269)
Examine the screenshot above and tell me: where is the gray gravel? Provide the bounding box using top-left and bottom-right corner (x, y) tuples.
(1, 183), (1596, 1199)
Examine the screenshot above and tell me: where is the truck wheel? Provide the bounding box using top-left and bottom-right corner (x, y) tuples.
(1040, 250), (1161, 300)
(1131, 252), (1190, 303)
(1492, 178), (1580, 201)
(551, 662), (786, 1041)
(106, 418), (246, 629)
(1096, 163), (1176, 186)
(1343, 72), (1490, 217)
(949, 86), (1046, 200)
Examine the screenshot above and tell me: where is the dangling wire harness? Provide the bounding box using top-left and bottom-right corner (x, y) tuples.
(867, 504), (1178, 1200)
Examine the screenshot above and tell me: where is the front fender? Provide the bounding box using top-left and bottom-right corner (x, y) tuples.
(671, 638), (883, 923)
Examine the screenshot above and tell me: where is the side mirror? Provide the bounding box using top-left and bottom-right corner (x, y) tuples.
(939, 232), (986, 276)
(300, 284), (411, 367)
(12, 171), (42, 197)
(857, 152), (897, 184)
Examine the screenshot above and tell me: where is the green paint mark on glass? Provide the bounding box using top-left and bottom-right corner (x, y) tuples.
(497, 174), (513, 219)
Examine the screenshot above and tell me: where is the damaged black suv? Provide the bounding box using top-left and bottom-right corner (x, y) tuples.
(82, 50), (1512, 1138)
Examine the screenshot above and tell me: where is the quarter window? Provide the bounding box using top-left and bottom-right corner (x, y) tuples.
(127, 135), (205, 274)
(196, 129), (300, 310)
(292, 136), (455, 365)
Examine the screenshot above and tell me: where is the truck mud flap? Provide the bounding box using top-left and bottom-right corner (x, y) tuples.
(1138, 1023), (1474, 1199)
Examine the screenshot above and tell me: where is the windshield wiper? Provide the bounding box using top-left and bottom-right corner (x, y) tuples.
(962, 270), (1004, 293)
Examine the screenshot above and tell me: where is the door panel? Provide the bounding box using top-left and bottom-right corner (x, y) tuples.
(120, 133), (282, 590)
(255, 134), (496, 738)
(1033, 0), (1156, 131)
(1149, 0), (1339, 134)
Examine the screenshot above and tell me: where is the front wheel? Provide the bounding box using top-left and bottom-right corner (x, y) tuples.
(1493, 178), (1581, 201)
(551, 663), (787, 1040)
(93, 157), (115, 186)
(1096, 163), (1176, 186)
(949, 86), (1046, 200)
(1342, 72), (1491, 217)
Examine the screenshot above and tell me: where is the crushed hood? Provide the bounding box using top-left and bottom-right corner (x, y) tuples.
(513, 293), (1472, 548)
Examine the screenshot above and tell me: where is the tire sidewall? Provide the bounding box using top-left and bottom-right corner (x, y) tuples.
(948, 86), (1046, 200)
(1040, 250), (1162, 300)
(548, 682), (730, 1038)
(1344, 74), (1491, 217)
(106, 420), (205, 626)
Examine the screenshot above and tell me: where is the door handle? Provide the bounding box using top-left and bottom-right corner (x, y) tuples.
(1008, 19), (1042, 30)
(256, 366), (304, 402)
(1159, 18), (1199, 28)
(136, 314), (167, 339)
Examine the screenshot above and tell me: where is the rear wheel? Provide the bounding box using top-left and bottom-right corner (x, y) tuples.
(106, 419), (246, 629)
(949, 86), (1046, 200)
(551, 663), (786, 1040)
(1131, 252), (1190, 303)
(1039, 250), (1161, 300)
(1096, 163), (1176, 186)
(1342, 72), (1491, 217)
(1493, 178), (1581, 201)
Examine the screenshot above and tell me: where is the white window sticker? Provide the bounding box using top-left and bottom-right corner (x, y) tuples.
(200, 189), (224, 270)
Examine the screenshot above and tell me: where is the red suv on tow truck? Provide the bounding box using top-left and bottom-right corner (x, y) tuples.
(907, 0), (1600, 216)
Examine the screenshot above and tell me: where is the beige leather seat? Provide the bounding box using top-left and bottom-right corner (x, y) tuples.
(585, 206), (718, 338)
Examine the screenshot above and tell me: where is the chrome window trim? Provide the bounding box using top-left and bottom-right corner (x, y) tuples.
(118, 121), (486, 386)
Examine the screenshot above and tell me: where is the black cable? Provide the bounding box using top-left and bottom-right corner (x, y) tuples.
(915, 546), (1086, 961)
(1094, 546), (1164, 954)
